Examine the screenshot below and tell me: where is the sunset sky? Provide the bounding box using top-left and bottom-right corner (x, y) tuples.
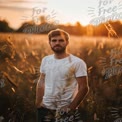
(0, 0), (121, 29)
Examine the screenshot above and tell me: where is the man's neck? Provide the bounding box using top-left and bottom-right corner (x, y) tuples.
(54, 52), (70, 59)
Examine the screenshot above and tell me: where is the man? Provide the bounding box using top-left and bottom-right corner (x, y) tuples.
(36, 29), (89, 122)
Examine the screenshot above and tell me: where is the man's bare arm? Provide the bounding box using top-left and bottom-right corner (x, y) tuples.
(68, 76), (89, 110)
(35, 73), (45, 108)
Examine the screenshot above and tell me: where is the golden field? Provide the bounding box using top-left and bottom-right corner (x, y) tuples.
(0, 33), (122, 122)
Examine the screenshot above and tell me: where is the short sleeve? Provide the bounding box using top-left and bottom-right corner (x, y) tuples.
(40, 57), (46, 74)
(37, 73), (45, 88)
(74, 60), (87, 77)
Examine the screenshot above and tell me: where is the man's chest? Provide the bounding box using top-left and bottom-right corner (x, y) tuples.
(43, 59), (75, 80)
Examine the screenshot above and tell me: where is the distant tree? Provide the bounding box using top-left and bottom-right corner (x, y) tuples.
(40, 16), (46, 24)
(108, 20), (122, 37)
(86, 24), (94, 36)
(0, 20), (14, 32)
(75, 21), (85, 35)
(17, 15), (58, 34)
(94, 23), (108, 36)
(16, 21), (33, 33)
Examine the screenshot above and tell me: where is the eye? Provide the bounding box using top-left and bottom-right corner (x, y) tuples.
(51, 39), (57, 42)
(59, 39), (65, 42)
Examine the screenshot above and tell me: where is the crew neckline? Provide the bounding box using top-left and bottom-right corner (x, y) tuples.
(53, 54), (71, 60)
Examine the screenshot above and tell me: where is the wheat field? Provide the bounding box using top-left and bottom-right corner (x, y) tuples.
(0, 33), (122, 122)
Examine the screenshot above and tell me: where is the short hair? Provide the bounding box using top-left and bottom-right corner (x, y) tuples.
(48, 29), (69, 41)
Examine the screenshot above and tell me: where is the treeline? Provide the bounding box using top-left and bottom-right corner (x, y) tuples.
(0, 19), (122, 37)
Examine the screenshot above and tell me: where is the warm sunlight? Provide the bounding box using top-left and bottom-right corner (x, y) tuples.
(0, 0), (91, 29)
(1, 1), (122, 122)
(0, 0), (122, 28)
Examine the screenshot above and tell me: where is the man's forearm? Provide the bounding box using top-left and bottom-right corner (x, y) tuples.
(36, 87), (43, 101)
(36, 86), (44, 108)
(35, 74), (45, 108)
(69, 86), (89, 110)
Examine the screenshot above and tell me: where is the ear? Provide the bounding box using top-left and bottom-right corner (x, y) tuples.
(66, 41), (69, 45)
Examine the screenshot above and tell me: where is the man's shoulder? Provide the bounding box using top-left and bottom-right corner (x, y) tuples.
(70, 54), (86, 63)
(42, 54), (54, 60)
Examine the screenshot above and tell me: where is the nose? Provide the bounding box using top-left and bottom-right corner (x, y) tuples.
(55, 40), (60, 44)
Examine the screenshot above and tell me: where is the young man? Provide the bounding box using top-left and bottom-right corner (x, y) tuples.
(36, 29), (89, 122)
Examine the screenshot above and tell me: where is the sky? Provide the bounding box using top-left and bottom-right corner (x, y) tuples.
(0, 0), (122, 29)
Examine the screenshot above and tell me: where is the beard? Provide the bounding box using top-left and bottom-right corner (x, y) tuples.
(51, 45), (66, 54)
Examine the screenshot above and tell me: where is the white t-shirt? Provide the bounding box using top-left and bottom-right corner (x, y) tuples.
(40, 54), (87, 110)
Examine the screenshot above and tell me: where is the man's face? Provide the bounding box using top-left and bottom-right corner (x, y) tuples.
(49, 35), (69, 54)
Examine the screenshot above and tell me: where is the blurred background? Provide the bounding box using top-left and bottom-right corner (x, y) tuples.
(0, 0), (122, 122)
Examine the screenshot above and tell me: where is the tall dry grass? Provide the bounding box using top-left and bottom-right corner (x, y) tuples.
(0, 33), (122, 121)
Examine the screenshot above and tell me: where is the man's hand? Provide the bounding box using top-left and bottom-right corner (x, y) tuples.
(60, 106), (71, 113)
